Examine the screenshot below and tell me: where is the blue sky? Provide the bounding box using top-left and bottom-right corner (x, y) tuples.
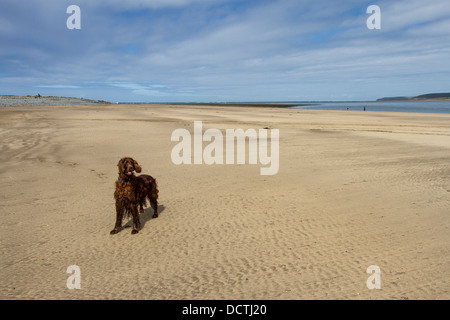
(1, 0), (449, 102)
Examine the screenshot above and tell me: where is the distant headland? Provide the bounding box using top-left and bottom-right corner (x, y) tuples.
(376, 93), (450, 102)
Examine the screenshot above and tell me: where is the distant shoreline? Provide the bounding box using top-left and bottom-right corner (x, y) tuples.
(0, 95), (319, 108)
(142, 102), (319, 108)
(1, 93), (449, 108)
(0, 95), (111, 107)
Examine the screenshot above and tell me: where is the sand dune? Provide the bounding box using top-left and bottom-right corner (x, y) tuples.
(1, 104), (449, 299)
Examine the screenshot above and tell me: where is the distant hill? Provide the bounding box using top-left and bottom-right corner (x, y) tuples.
(377, 93), (450, 102)
(415, 93), (450, 100)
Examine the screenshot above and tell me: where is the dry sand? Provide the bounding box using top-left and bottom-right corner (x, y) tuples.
(0, 104), (449, 300)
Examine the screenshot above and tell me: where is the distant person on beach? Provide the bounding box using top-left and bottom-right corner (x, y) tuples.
(346, 107), (349, 111)
(364, 106), (366, 111)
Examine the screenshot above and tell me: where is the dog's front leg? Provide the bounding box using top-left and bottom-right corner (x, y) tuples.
(131, 205), (141, 234)
(110, 201), (124, 234)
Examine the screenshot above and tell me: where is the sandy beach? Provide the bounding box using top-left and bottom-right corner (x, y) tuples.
(0, 103), (449, 300)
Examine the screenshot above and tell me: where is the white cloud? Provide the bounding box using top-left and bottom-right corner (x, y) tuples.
(381, 0), (450, 31)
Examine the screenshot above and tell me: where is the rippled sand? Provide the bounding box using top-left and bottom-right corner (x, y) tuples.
(1, 104), (449, 299)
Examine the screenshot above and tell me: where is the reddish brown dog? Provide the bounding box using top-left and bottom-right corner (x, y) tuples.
(111, 157), (159, 234)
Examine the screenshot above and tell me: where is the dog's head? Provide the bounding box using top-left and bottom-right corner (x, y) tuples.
(117, 157), (142, 178)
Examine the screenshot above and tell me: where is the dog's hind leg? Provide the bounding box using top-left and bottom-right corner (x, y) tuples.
(150, 197), (158, 219)
(149, 181), (159, 218)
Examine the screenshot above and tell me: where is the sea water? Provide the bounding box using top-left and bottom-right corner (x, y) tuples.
(291, 101), (450, 114)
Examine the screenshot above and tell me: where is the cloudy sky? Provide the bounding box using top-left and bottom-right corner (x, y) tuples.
(1, 0), (449, 102)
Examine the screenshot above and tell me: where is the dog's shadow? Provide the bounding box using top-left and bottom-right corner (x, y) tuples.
(124, 205), (166, 230)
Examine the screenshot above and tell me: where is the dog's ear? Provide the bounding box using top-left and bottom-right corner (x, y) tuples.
(118, 158), (126, 169)
(133, 159), (142, 173)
